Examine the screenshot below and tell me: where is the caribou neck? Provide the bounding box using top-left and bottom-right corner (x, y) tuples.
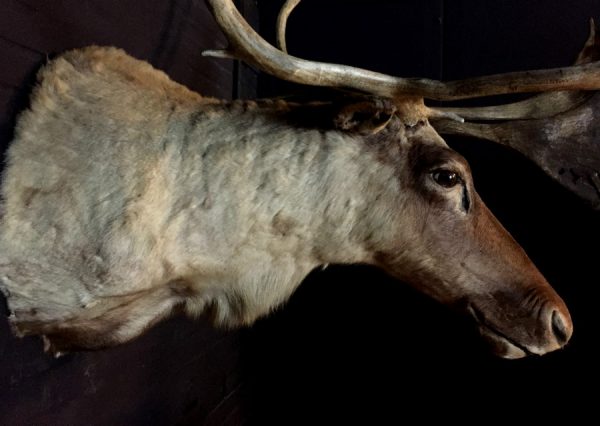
(169, 101), (406, 271)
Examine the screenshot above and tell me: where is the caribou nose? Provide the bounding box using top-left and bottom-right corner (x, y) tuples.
(550, 308), (572, 346)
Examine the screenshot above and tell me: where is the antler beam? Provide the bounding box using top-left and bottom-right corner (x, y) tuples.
(204, 0), (600, 101)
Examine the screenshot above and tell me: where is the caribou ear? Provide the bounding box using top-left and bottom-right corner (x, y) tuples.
(334, 100), (396, 135)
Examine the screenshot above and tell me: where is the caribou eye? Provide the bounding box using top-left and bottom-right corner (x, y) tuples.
(432, 169), (460, 188)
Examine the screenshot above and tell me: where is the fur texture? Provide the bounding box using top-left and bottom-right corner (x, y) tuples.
(0, 47), (571, 357)
(0, 47), (406, 350)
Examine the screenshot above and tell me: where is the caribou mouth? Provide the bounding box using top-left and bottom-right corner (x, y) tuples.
(467, 304), (533, 359)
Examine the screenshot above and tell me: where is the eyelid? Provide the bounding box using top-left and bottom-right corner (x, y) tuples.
(429, 163), (460, 173)
(430, 167), (463, 181)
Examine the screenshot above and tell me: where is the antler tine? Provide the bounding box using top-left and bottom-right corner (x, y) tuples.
(204, 0), (600, 102)
(575, 18), (599, 63)
(277, 0), (301, 53)
(202, 0), (448, 100)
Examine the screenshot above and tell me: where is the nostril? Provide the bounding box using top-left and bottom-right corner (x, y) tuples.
(551, 310), (570, 345)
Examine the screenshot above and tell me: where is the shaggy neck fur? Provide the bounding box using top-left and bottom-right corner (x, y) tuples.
(0, 47), (405, 351)
(148, 102), (405, 324)
(0, 47), (573, 358)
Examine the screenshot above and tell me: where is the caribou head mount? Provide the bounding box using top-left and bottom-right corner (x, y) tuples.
(3, 0), (598, 359)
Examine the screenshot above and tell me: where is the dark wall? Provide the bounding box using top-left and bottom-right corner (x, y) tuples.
(245, 0), (600, 424)
(1, 0), (599, 425)
(0, 1), (253, 425)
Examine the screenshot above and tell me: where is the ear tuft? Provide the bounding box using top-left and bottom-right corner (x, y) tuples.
(334, 100), (396, 135)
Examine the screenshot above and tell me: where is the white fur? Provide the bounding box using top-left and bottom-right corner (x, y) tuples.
(0, 47), (408, 349)
(0, 47), (572, 359)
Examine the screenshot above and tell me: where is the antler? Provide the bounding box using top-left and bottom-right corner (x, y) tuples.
(276, 0), (301, 53)
(204, 0), (600, 101)
(204, 0), (600, 207)
(431, 21), (600, 208)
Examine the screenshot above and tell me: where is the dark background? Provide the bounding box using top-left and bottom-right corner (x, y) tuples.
(1, 0), (598, 424)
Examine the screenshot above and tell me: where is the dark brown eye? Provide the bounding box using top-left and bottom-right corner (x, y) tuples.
(432, 169), (460, 188)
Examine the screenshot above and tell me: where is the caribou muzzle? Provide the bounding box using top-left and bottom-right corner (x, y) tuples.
(467, 288), (572, 359)
(389, 160), (573, 360)
(460, 203), (573, 359)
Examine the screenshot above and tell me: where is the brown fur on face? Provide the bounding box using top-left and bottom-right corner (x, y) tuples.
(371, 123), (571, 358)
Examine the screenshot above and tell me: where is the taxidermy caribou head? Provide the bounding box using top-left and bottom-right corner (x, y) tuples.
(2, 0), (599, 359)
